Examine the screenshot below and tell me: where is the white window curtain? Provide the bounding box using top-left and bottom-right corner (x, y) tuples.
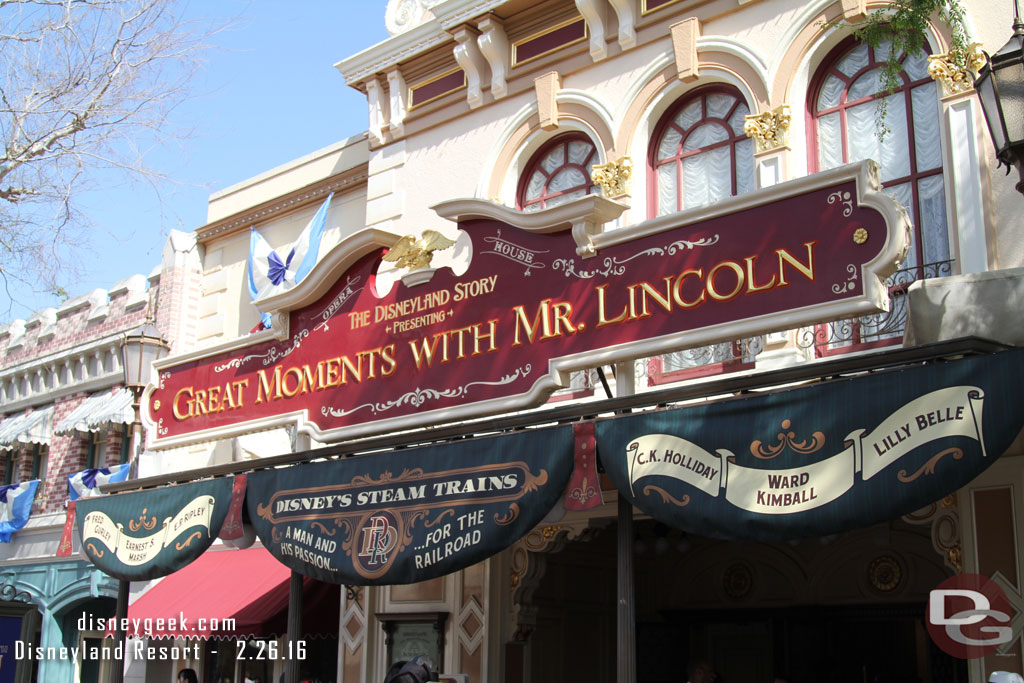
(654, 91), (754, 217)
(521, 136), (598, 212)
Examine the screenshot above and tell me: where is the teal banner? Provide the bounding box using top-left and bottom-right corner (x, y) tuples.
(247, 426), (573, 585)
(598, 349), (1024, 540)
(76, 477), (234, 581)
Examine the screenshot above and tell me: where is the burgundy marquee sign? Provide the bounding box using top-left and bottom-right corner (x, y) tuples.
(145, 161), (910, 448)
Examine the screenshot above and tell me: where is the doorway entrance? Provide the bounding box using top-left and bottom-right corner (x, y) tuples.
(523, 518), (966, 683)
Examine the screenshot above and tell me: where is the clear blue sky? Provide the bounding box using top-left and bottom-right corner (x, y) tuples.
(5, 1), (391, 320)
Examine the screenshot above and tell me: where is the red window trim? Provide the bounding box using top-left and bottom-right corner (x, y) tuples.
(546, 387), (597, 403)
(812, 335), (903, 358)
(647, 84), (751, 219)
(645, 343), (754, 386)
(806, 36), (944, 358)
(806, 35), (941, 274)
(516, 132), (598, 211)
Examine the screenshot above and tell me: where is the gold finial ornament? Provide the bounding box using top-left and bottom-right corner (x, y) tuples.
(947, 542), (964, 574)
(853, 228), (869, 244)
(383, 230), (457, 271)
(590, 157), (633, 198)
(928, 44), (987, 97)
(744, 105), (791, 153)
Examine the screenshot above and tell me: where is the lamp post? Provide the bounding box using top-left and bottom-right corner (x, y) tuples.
(121, 322), (170, 416)
(111, 322), (169, 683)
(974, 0), (1024, 194)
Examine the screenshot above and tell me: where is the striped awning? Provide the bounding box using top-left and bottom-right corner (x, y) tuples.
(0, 406), (54, 449)
(55, 390), (134, 435)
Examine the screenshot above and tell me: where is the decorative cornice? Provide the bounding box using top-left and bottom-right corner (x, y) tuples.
(335, 0), (506, 87)
(744, 104), (791, 153)
(0, 334), (130, 413)
(195, 165), (369, 244)
(1, 333), (129, 381)
(928, 44), (986, 97)
(386, 0), (445, 36)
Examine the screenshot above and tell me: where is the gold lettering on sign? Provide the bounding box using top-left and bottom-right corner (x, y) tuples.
(174, 380), (249, 420)
(596, 242), (817, 327)
(254, 347), (399, 405)
(166, 234), (826, 426)
(511, 300), (579, 346)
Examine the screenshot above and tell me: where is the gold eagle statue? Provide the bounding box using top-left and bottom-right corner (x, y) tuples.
(383, 230), (457, 271)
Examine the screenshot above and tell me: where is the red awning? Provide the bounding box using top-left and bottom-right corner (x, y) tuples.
(127, 547), (290, 639)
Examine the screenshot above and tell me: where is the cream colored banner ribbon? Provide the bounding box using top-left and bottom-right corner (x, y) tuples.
(627, 386), (984, 515)
(82, 495), (216, 566)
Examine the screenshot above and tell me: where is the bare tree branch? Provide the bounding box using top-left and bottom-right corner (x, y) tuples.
(0, 0), (218, 302)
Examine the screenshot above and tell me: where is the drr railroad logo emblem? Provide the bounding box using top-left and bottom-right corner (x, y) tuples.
(358, 512), (398, 568)
(927, 573), (1015, 659)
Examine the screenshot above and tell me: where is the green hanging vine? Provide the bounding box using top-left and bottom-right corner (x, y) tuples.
(836, 0), (973, 138)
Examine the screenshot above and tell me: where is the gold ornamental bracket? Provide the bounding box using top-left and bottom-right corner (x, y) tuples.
(744, 105), (791, 154)
(590, 156), (633, 199)
(928, 44), (986, 97)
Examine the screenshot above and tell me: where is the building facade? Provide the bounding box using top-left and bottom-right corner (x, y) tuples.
(24, 1), (1024, 683)
(0, 232), (200, 682)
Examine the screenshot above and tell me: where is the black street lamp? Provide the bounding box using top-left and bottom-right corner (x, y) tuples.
(110, 322), (168, 683)
(975, 0), (1024, 193)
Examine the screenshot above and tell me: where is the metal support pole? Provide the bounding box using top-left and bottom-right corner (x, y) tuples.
(614, 361), (636, 683)
(110, 579), (129, 683)
(111, 395), (142, 683)
(617, 496), (636, 683)
(127, 391), (144, 480)
(284, 431), (310, 683)
(284, 571), (303, 683)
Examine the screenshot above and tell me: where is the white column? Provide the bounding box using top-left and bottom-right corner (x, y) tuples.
(945, 98), (989, 274)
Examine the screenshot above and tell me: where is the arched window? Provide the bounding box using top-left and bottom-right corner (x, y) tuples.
(517, 133), (598, 212)
(810, 38), (948, 276)
(648, 86), (756, 218)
